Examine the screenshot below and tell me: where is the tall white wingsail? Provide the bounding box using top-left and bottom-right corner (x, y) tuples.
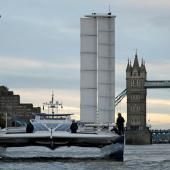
(80, 13), (116, 123)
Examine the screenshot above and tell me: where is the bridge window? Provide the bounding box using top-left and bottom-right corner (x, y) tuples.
(131, 80), (136, 87)
(137, 105), (140, 111)
(138, 80), (141, 86)
(130, 125), (140, 130)
(133, 70), (139, 77)
(130, 104), (140, 111)
(131, 95), (140, 100)
(131, 79), (140, 87)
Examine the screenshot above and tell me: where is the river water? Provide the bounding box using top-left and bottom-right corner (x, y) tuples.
(0, 144), (170, 170)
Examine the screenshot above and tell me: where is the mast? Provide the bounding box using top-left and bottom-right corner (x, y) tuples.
(43, 91), (63, 114)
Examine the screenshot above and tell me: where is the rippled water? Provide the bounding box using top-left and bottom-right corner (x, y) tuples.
(0, 144), (170, 170)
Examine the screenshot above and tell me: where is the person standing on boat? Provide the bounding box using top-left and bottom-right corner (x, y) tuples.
(116, 113), (125, 135)
(26, 121), (34, 133)
(70, 120), (78, 133)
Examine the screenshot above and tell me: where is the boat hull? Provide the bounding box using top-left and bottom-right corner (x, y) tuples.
(0, 132), (124, 161)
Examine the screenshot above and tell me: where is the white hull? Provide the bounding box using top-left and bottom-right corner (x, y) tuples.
(0, 130), (124, 161)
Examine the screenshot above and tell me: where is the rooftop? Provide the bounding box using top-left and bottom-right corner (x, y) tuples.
(84, 12), (116, 18)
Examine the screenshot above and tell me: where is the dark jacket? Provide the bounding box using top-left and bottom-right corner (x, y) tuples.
(116, 115), (125, 135)
(116, 116), (125, 127)
(70, 122), (78, 133)
(26, 122), (34, 133)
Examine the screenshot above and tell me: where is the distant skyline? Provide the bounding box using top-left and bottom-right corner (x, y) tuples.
(0, 0), (170, 129)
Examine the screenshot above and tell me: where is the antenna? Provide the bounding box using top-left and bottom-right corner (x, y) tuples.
(43, 91), (63, 114)
(135, 48), (138, 56)
(52, 90), (54, 104)
(108, 4), (111, 15)
(108, 4), (111, 13)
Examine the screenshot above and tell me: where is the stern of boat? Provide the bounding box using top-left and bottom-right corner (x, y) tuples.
(101, 135), (124, 161)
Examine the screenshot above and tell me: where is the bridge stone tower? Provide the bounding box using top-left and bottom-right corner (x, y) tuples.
(125, 53), (151, 144)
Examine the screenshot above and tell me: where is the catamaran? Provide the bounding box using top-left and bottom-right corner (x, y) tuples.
(0, 94), (124, 161)
(0, 12), (124, 161)
(0, 122), (124, 161)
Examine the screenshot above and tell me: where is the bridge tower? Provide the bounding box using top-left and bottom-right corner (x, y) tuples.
(125, 52), (151, 144)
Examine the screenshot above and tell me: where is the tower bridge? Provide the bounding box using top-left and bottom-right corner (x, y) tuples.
(115, 79), (170, 106)
(115, 53), (170, 144)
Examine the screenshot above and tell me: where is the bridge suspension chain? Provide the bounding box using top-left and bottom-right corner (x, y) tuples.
(115, 89), (127, 107)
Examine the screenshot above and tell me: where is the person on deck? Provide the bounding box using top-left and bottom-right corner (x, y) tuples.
(26, 121), (34, 133)
(116, 113), (125, 135)
(110, 123), (119, 135)
(70, 120), (78, 133)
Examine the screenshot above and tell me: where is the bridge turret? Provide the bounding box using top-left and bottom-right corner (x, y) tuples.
(133, 53), (139, 69)
(126, 52), (147, 131)
(126, 52), (151, 144)
(140, 59), (147, 78)
(126, 59), (132, 77)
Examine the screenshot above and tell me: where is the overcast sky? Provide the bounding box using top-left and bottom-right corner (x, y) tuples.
(0, 0), (170, 128)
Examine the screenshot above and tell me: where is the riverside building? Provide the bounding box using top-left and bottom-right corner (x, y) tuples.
(0, 86), (40, 128)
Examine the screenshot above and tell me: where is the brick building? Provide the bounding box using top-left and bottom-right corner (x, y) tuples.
(0, 86), (40, 128)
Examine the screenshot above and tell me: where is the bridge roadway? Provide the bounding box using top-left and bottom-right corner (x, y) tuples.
(115, 80), (170, 106)
(145, 80), (170, 88)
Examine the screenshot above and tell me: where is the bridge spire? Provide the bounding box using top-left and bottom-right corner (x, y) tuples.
(135, 48), (138, 57)
(133, 51), (139, 68)
(126, 58), (132, 72)
(141, 58), (146, 73)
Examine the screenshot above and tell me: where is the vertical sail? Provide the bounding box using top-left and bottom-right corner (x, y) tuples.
(80, 14), (116, 123)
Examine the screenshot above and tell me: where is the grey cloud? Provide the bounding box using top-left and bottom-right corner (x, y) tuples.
(0, 0), (170, 118)
(0, 0), (80, 61)
(1, 73), (79, 89)
(0, 17), (79, 60)
(150, 16), (170, 28)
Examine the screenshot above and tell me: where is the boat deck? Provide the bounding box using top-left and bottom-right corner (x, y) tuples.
(0, 131), (123, 149)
